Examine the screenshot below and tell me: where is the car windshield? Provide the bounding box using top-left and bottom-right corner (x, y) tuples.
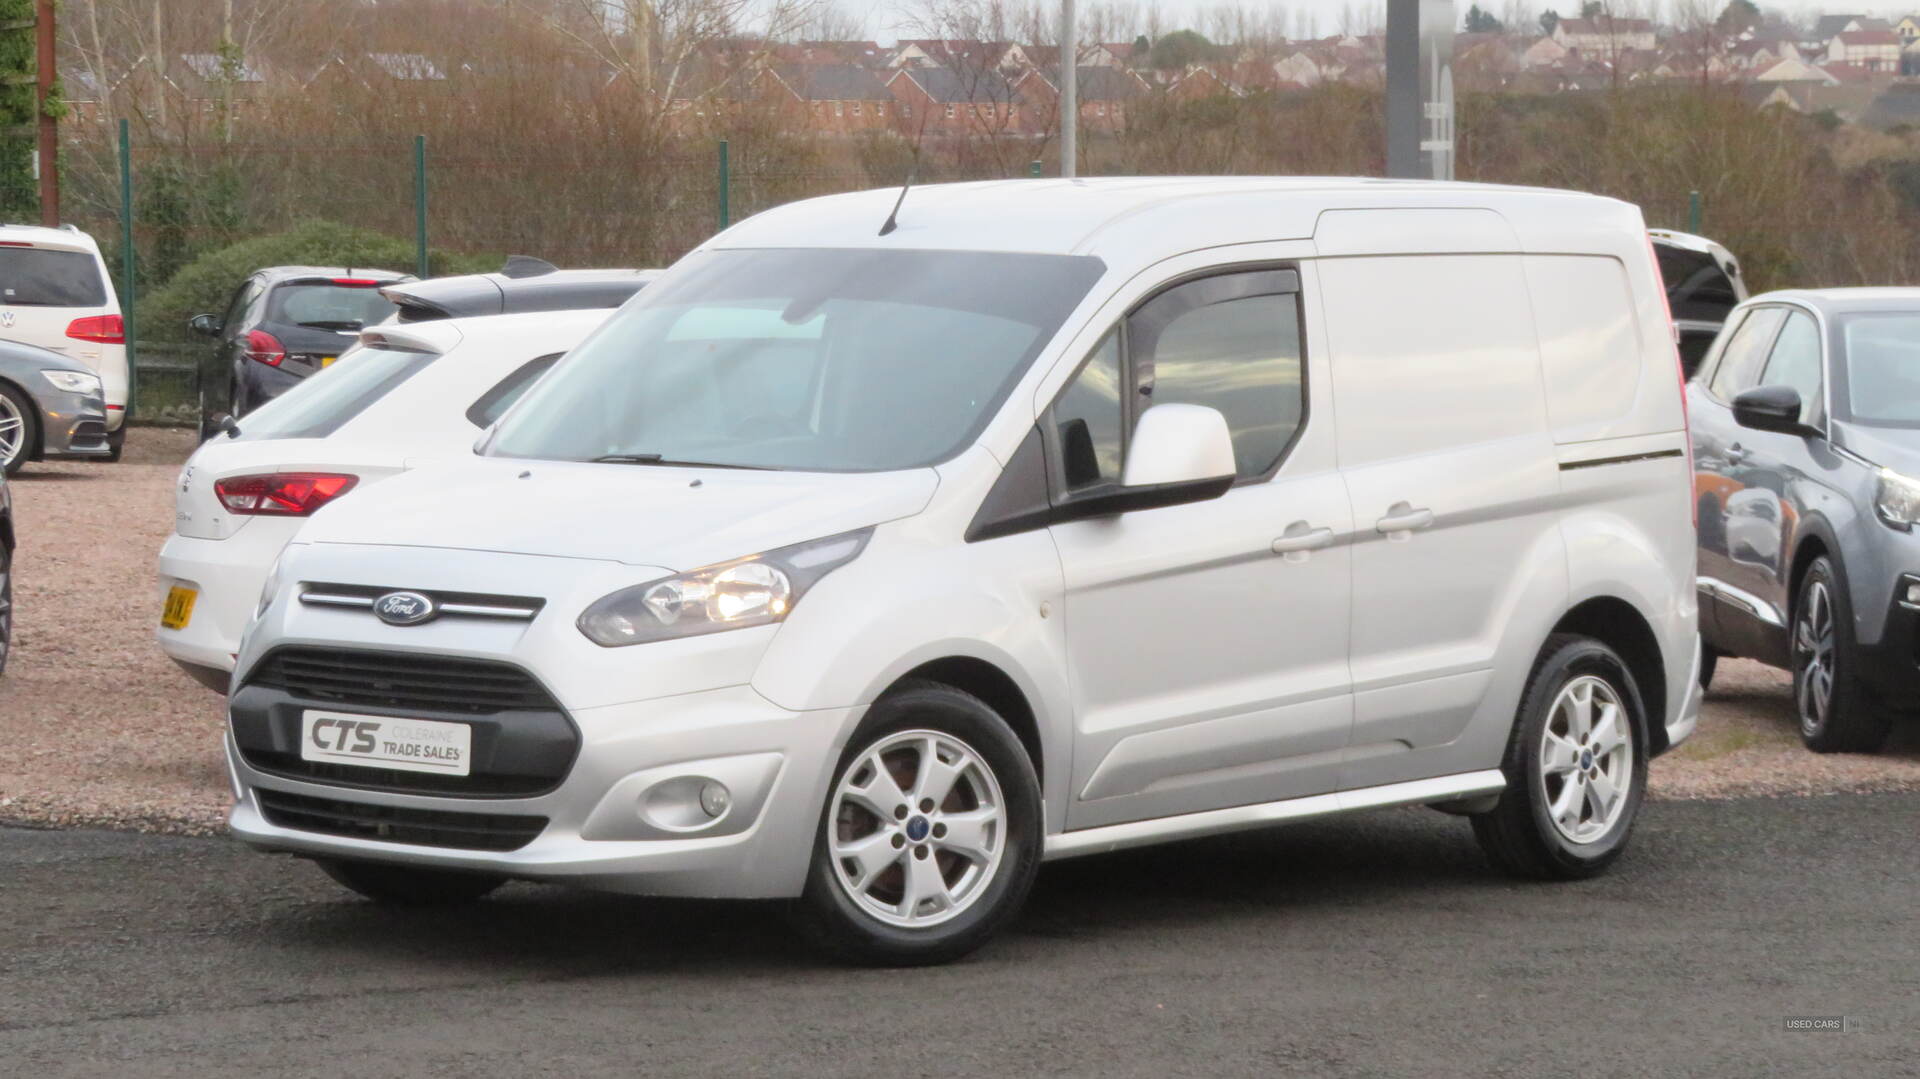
(484, 247), (1106, 472)
(1841, 313), (1920, 427)
(231, 344), (433, 441)
(0, 248), (107, 306)
(267, 283), (398, 329)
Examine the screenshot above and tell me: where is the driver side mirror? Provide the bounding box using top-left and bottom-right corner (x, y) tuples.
(1055, 404), (1236, 522)
(188, 313), (221, 337)
(1732, 385), (1818, 437)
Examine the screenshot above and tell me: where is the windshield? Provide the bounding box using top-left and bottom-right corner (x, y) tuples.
(0, 248), (108, 306)
(485, 248), (1106, 472)
(267, 283), (398, 329)
(1840, 313), (1920, 427)
(232, 344), (433, 441)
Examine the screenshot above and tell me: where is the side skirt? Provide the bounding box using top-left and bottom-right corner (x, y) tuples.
(1041, 769), (1508, 861)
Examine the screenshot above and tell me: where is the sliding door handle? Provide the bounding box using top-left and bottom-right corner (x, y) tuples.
(1375, 502), (1434, 535)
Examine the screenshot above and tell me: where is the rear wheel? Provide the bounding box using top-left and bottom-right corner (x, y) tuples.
(1698, 641), (1718, 692)
(103, 424), (125, 463)
(1793, 557), (1891, 753)
(1472, 634), (1648, 879)
(315, 858), (505, 905)
(0, 383), (38, 476)
(793, 681), (1042, 966)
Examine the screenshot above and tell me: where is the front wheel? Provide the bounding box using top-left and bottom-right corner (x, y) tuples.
(0, 383), (38, 476)
(793, 681), (1042, 966)
(1698, 640), (1718, 692)
(1472, 634), (1649, 880)
(315, 858), (505, 905)
(1793, 557), (1891, 753)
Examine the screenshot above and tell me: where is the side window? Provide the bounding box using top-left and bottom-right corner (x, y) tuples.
(1707, 307), (1786, 400)
(1759, 310), (1823, 424)
(219, 279), (257, 338)
(466, 353), (562, 428)
(1053, 332), (1124, 490)
(1654, 244), (1738, 324)
(1126, 271), (1304, 478)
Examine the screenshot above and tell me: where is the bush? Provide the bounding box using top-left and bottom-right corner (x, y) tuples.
(133, 220), (494, 348)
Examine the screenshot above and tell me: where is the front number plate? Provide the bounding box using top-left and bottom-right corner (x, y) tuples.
(160, 586), (197, 630)
(300, 710), (472, 776)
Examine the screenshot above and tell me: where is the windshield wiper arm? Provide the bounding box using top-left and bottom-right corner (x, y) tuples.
(590, 453), (772, 470)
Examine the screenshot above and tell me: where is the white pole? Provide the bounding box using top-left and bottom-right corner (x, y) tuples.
(1060, 0), (1077, 177)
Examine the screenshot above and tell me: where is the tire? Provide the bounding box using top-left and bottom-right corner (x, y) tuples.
(1792, 556), (1891, 754)
(1472, 634), (1649, 880)
(0, 383), (38, 477)
(1698, 641), (1718, 692)
(0, 537), (14, 679)
(103, 424), (125, 463)
(792, 680), (1042, 966)
(314, 858), (506, 905)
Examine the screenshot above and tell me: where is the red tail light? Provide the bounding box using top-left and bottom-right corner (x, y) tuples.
(243, 329), (286, 367)
(1646, 235), (1696, 531)
(214, 472), (359, 516)
(65, 314), (125, 344)
(329, 277), (381, 287)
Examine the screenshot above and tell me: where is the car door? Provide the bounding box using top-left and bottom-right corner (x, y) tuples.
(1051, 267), (1356, 831)
(1320, 252), (1567, 790)
(215, 276), (263, 412)
(1710, 306), (1826, 665)
(1691, 304), (1792, 660)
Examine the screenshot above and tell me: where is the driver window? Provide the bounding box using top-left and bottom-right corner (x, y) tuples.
(1707, 306), (1785, 401)
(1758, 310), (1823, 425)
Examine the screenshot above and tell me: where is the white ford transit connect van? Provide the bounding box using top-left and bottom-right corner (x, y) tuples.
(228, 179), (1699, 964)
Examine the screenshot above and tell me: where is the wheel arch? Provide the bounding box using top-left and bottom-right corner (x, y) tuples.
(0, 376), (45, 461)
(876, 656), (1044, 787)
(1551, 596), (1668, 755)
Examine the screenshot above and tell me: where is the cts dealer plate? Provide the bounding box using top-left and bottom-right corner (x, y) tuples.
(300, 710), (472, 776)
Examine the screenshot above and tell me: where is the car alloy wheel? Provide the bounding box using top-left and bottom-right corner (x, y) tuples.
(0, 388), (28, 473)
(1793, 577), (1835, 739)
(826, 728), (1008, 929)
(1536, 675), (1634, 845)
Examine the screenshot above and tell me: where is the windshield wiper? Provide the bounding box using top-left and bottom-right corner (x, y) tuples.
(590, 453), (773, 470)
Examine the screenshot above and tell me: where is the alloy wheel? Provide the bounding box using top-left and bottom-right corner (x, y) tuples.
(0, 392), (25, 470)
(1794, 578), (1835, 737)
(827, 729), (1007, 929)
(1537, 675), (1634, 845)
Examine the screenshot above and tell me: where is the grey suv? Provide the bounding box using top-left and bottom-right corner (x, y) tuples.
(1691, 288), (1920, 752)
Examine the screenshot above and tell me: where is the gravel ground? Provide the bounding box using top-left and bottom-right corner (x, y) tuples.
(1, 427), (1917, 835)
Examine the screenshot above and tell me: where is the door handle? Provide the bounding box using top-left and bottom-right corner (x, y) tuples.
(1375, 502), (1434, 535)
(1271, 521), (1335, 555)
(1726, 443), (1748, 464)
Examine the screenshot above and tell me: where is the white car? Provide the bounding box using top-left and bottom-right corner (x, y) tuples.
(156, 308), (610, 689)
(0, 224), (130, 455)
(229, 178), (1700, 965)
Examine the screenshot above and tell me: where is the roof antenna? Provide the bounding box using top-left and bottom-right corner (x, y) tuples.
(879, 168), (917, 237)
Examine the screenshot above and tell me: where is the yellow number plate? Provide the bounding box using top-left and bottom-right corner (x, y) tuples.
(161, 586), (197, 630)
(319, 355), (338, 368)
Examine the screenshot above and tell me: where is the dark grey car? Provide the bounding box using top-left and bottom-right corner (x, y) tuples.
(0, 338), (113, 475)
(1691, 288), (1920, 753)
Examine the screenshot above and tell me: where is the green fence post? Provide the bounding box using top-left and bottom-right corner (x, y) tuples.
(413, 134), (428, 279)
(717, 140), (730, 231)
(1029, 160), (1043, 177)
(118, 117), (136, 417)
(1687, 190), (1701, 234)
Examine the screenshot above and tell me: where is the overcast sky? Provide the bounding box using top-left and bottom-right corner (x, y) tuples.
(837, 0), (1906, 43)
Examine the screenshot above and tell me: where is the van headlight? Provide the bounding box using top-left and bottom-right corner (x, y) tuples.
(578, 529), (872, 647)
(1874, 468), (1920, 531)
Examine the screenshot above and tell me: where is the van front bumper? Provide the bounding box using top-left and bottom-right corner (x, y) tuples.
(227, 684), (855, 899)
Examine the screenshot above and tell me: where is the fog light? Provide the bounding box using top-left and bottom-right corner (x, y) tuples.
(1906, 582), (1920, 607)
(699, 781), (731, 819)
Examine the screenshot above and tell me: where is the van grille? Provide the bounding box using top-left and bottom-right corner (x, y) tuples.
(256, 789), (547, 851)
(246, 647), (557, 714)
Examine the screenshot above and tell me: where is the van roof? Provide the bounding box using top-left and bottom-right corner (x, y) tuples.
(0, 223), (103, 254)
(710, 177), (1639, 266)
